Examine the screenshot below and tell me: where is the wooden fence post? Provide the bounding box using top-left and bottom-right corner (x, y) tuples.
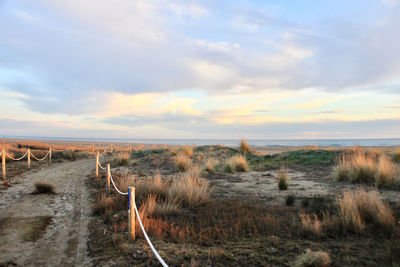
(92, 144), (95, 153)
(96, 152), (99, 178)
(28, 148), (31, 169)
(128, 187), (136, 240)
(110, 144), (113, 154)
(49, 147), (52, 164)
(2, 149), (5, 180)
(106, 164), (110, 194)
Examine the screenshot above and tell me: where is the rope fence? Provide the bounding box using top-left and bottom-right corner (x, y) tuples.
(96, 153), (168, 266)
(1, 142), (166, 265)
(1, 147), (52, 180)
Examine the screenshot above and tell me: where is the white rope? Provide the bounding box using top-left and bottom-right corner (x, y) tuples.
(31, 150), (50, 161)
(108, 169), (128, 195)
(132, 193), (168, 267)
(100, 149), (107, 155)
(98, 162), (106, 170)
(5, 150), (29, 161)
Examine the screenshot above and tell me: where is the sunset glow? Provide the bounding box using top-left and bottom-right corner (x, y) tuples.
(1, 1), (399, 139)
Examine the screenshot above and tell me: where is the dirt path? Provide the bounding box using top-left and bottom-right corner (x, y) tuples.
(0, 158), (95, 266)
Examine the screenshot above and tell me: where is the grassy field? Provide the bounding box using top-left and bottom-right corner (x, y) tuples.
(87, 142), (400, 266)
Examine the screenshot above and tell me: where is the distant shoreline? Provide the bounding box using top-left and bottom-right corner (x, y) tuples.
(2, 136), (400, 148)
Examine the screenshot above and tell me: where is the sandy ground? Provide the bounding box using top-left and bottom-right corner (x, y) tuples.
(0, 158), (94, 266)
(211, 168), (400, 206)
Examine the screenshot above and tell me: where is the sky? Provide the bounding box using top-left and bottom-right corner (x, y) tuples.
(0, 0), (400, 140)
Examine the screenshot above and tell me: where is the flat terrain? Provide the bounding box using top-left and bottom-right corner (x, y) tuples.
(0, 158), (93, 266)
(0, 142), (399, 266)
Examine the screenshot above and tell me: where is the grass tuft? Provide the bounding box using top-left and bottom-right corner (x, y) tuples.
(204, 158), (219, 173)
(112, 152), (130, 166)
(278, 166), (288, 190)
(33, 181), (55, 194)
(225, 155), (248, 173)
(286, 194), (295, 206)
(337, 188), (395, 233)
(335, 150), (399, 187)
(93, 194), (115, 216)
(182, 145), (194, 158)
(176, 153), (192, 172)
(239, 139), (252, 154)
(168, 165), (212, 206)
(294, 249), (332, 267)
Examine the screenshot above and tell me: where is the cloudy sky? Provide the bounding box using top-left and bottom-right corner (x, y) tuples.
(1, 0), (400, 139)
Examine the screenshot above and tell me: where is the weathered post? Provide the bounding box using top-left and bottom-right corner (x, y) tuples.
(2, 149), (5, 180)
(92, 144), (95, 153)
(128, 187), (136, 240)
(96, 152), (99, 178)
(28, 148), (31, 169)
(106, 164), (110, 194)
(49, 147), (52, 164)
(110, 144), (113, 154)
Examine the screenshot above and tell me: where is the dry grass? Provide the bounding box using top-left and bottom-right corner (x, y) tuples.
(117, 174), (136, 193)
(182, 145), (194, 158)
(112, 152), (130, 166)
(204, 158), (218, 173)
(33, 181), (55, 194)
(168, 165), (212, 206)
(224, 154), (248, 173)
(62, 150), (76, 160)
(154, 200), (181, 215)
(140, 195), (181, 216)
(300, 212), (323, 236)
(278, 166), (288, 190)
(239, 139), (252, 154)
(117, 172), (169, 200)
(300, 189), (395, 235)
(93, 194), (115, 216)
(335, 150), (399, 186)
(376, 155), (399, 187)
(176, 153), (192, 171)
(294, 249), (332, 267)
(393, 149), (400, 162)
(337, 188), (395, 233)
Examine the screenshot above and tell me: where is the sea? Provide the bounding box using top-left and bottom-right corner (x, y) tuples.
(3, 136), (400, 147)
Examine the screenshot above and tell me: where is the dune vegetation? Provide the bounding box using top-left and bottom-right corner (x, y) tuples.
(2, 139), (400, 266)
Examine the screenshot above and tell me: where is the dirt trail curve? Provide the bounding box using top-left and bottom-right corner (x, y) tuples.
(0, 158), (94, 266)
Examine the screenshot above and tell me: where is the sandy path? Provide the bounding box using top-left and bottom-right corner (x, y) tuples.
(0, 158), (95, 266)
